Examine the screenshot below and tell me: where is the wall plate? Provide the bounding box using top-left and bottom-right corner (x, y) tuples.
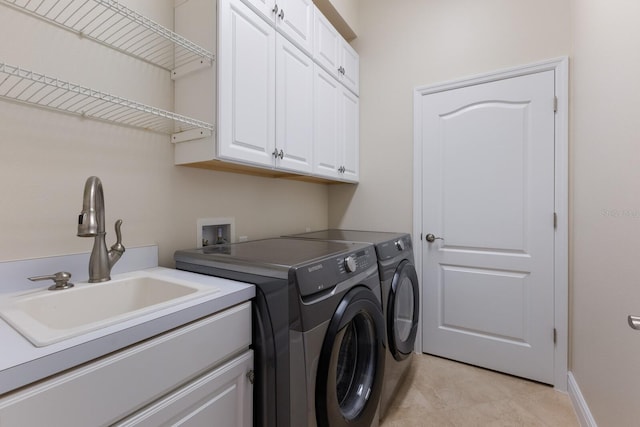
(197, 218), (235, 248)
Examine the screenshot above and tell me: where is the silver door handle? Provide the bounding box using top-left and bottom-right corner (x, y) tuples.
(425, 233), (444, 243)
(628, 315), (640, 330)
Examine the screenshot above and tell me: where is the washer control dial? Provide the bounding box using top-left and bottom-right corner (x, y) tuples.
(344, 255), (357, 273)
(395, 239), (405, 251)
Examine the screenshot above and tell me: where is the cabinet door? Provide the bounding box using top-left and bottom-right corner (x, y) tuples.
(340, 41), (359, 95)
(313, 7), (341, 80)
(240, 0), (277, 23)
(276, 35), (313, 173)
(339, 86), (359, 182)
(276, 0), (313, 55)
(219, 0), (276, 167)
(115, 351), (254, 427)
(313, 65), (340, 179)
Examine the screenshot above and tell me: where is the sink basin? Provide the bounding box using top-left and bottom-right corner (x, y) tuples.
(0, 272), (219, 347)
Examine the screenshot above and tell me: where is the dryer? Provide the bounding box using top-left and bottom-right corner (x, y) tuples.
(174, 238), (385, 427)
(285, 230), (420, 419)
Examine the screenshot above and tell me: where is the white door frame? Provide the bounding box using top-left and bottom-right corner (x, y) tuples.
(412, 57), (569, 391)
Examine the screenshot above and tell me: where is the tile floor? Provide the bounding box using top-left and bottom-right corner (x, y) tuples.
(380, 354), (579, 427)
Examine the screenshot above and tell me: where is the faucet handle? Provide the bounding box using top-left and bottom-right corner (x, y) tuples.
(110, 219), (125, 254)
(29, 271), (74, 291)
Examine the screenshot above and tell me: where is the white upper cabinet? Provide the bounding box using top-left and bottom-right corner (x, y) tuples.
(241, 0), (314, 56)
(239, 0), (277, 23)
(339, 41), (359, 95)
(338, 86), (359, 182)
(175, 0), (357, 182)
(313, 6), (359, 95)
(276, 35), (314, 173)
(218, 0), (276, 167)
(313, 64), (358, 182)
(313, 65), (341, 179)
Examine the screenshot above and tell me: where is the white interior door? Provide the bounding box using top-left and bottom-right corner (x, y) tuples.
(420, 70), (556, 384)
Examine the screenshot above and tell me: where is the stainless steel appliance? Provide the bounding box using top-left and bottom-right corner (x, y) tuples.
(174, 238), (385, 427)
(285, 230), (420, 419)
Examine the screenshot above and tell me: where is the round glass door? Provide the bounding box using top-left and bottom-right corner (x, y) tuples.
(316, 286), (385, 427)
(388, 260), (419, 360)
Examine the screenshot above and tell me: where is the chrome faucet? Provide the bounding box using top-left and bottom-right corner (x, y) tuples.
(77, 176), (125, 282)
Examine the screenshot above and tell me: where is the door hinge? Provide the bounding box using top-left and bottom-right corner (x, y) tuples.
(553, 328), (557, 344)
(553, 212), (558, 229)
(553, 96), (558, 113)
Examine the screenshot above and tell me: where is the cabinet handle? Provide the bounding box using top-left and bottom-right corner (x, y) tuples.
(272, 4), (278, 14)
(279, 149), (284, 159)
(272, 148), (279, 158)
(247, 370), (255, 385)
(278, 9), (285, 19)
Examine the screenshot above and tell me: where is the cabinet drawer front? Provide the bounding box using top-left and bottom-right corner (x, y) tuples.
(115, 350), (253, 427)
(0, 302), (251, 427)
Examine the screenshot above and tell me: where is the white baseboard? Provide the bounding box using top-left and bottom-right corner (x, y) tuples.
(568, 372), (598, 427)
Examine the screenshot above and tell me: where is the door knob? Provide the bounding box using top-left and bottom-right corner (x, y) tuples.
(425, 234), (443, 243)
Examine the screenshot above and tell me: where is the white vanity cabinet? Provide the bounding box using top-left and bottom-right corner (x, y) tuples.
(313, 6), (359, 95)
(115, 351), (253, 427)
(313, 65), (359, 182)
(0, 302), (253, 427)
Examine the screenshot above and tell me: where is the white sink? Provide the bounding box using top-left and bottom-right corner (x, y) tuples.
(0, 272), (219, 347)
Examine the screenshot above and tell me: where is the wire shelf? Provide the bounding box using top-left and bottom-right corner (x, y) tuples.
(0, 62), (215, 135)
(1, 0), (214, 72)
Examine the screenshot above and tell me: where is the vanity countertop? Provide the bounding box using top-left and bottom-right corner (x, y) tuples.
(0, 267), (254, 395)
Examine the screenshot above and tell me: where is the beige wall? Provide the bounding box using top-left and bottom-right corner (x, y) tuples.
(334, 0), (640, 424)
(329, 0), (571, 233)
(0, 1), (328, 268)
(570, 0), (640, 425)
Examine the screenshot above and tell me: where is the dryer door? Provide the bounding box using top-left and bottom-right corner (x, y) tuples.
(315, 286), (385, 427)
(388, 260), (420, 360)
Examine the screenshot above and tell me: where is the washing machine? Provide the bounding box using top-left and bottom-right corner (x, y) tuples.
(285, 230), (420, 419)
(174, 238), (385, 427)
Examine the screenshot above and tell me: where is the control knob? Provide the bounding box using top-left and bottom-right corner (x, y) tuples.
(395, 239), (405, 251)
(344, 255), (357, 273)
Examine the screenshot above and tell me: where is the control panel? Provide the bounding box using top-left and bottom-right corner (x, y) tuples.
(377, 234), (412, 260)
(295, 245), (376, 297)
